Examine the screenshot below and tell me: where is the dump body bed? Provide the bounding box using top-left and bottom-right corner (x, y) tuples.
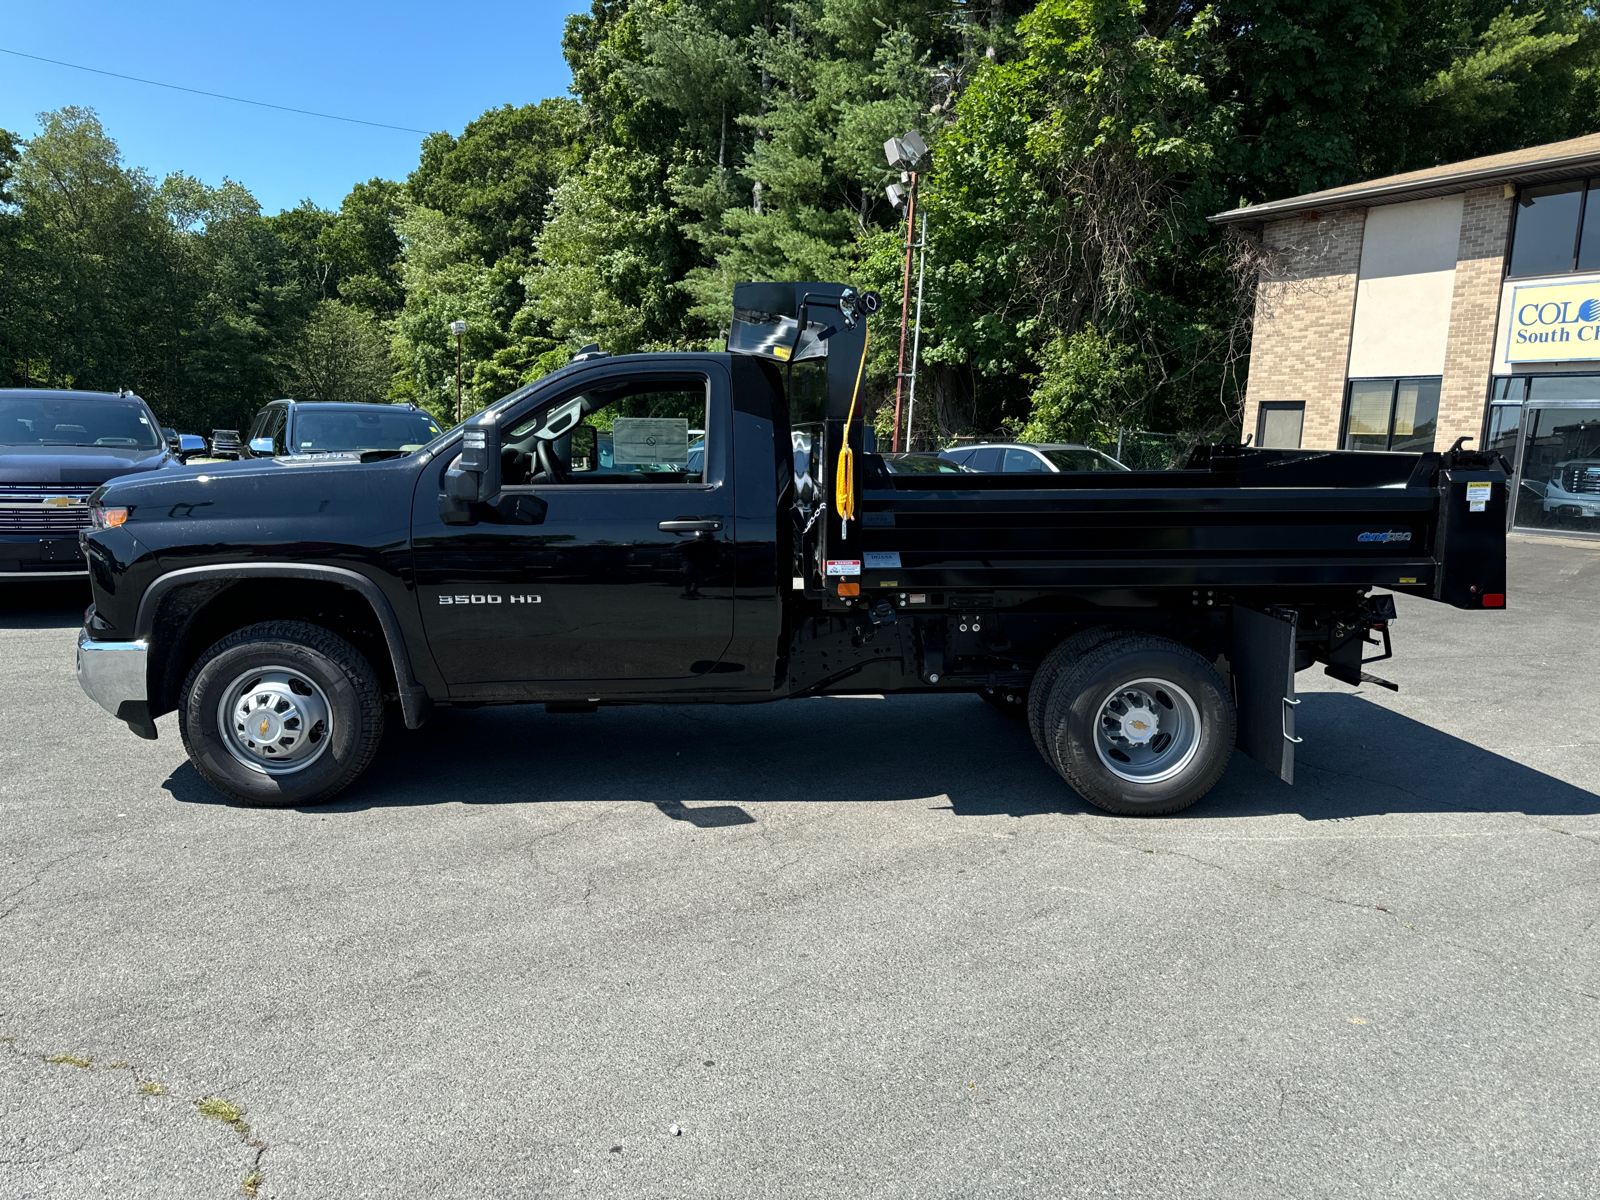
(830, 447), (1505, 610)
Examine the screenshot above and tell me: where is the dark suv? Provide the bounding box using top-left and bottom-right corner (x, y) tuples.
(244, 400), (442, 459)
(0, 388), (179, 580)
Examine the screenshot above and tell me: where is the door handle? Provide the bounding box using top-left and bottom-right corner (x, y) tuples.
(658, 520), (722, 533)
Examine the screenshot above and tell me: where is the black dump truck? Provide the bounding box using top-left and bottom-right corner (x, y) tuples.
(76, 282), (1507, 815)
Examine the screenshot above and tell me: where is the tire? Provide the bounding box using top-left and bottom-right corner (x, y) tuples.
(178, 621), (386, 808)
(1042, 634), (1235, 816)
(979, 689), (1028, 719)
(1026, 626), (1123, 766)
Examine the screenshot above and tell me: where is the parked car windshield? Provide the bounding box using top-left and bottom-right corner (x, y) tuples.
(1041, 448), (1130, 472)
(292, 408), (442, 454)
(0, 397), (162, 449)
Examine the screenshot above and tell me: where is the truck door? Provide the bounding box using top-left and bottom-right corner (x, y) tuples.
(410, 359), (736, 686)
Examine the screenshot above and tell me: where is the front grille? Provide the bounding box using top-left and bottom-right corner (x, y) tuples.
(1560, 465), (1600, 496)
(0, 509), (89, 533)
(0, 483), (96, 495)
(0, 486), (93, 534)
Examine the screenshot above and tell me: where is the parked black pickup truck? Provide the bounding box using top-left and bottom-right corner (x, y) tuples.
(76, 282), (1507, 814)
(2, 388), (182, 580)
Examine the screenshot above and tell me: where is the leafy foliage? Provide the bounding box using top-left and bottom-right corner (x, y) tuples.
(2, 2), (1598, 445)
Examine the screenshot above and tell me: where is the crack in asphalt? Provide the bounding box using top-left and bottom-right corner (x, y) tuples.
(0, 1032), (271, 1196)
(0, 844), (99, 922)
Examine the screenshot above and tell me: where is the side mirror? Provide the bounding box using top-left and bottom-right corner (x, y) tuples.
(178, 434), (206, 454)
(458, 413), (502, 500)
(248, 437), (276, 456)
(570, 424), (597, 473)
(439, 411), (503, 524)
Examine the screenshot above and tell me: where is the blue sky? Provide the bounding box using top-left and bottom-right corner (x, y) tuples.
(0, 1), (586, 214)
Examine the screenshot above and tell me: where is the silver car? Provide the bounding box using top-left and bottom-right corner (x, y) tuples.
(937, 442), (1130, 473)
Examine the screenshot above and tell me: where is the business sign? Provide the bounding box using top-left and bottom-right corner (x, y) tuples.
(1506, 278), (1600, 362)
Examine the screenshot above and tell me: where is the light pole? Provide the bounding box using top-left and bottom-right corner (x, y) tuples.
(448, 320), (467, 423)
(884, 130), (928, 452)
(904, 207), (928, 451)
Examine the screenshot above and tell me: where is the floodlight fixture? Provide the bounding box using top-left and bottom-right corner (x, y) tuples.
(884, 128), (930, 171)
(449, 320), (467, 336)
(886, 183), (906, 210)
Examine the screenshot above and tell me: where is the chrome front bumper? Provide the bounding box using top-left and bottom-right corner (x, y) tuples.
(76, 629), (149, 725)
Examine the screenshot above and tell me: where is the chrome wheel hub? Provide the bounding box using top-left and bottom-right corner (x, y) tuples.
(217, 667), (333, 776)
(1094, 677), (1201, 785)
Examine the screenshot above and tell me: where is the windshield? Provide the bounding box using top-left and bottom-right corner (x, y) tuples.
(0, 397), (162, 449)
(292, 408), (441, 454)
(1041, 448), (1130, 472)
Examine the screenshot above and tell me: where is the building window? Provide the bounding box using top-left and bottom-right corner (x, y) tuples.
(1506, 179), (1600, 277)
(1342, 377), (1440, 453)
(1255, 402), (1304, 448)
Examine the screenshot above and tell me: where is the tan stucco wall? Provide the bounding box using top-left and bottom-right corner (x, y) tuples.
(1242, 210), (1366, 450)
(1437, 187), (1513, 454)
(1347, 195), (1463, 378)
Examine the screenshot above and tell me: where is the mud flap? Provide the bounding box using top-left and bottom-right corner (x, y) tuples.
(1231, 606), (1300, 784)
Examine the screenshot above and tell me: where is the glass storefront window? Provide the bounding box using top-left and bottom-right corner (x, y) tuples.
(1514, 404), (1600, 535)
(1528, 374), (1600, 401)
(1578, 178), (1600, 271)
(1509, 181), (1585, 276)
(1485, 404), (1521, 465)
(1342, 377), (1440, 452)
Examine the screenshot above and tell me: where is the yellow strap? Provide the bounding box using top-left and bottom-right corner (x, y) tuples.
(835, 324), (870, 529)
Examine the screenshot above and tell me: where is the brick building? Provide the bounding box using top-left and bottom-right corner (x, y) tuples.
(1211, 134), (1600, 539)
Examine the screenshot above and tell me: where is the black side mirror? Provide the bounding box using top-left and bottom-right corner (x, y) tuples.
(439, 411), (503, 525)
(453, 412), (503, 500)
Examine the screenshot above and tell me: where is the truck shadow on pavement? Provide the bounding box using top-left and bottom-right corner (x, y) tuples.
(164, 691), (1600, 822)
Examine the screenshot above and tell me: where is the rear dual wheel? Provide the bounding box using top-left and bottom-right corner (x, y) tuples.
(1037, 633), (1235, 817)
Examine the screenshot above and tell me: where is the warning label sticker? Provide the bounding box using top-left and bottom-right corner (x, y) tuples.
(825, 559), (861, 576)
(1467, 481), (1492, 512)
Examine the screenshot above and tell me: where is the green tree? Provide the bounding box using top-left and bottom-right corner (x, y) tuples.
(279, 299), (394, 405)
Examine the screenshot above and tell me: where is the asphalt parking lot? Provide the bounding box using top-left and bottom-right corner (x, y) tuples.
(2, 536), (1598, 1200)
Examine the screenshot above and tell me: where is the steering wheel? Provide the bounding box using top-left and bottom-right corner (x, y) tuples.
(535, 438), (569, 485)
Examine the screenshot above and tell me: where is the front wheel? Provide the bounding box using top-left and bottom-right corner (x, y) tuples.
(179, 621), (386, 808)
(1042, 635), (1235, 816)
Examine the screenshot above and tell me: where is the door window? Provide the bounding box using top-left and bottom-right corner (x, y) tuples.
(500, 377), (708, 487)
(247, 407), (276, 445)
(267, 405), (289, 455)
(966, 447), (1003, 471)
(1002, 448), (1050, 472)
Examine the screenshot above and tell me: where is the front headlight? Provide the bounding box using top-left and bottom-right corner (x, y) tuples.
(90, 503), (129, 530)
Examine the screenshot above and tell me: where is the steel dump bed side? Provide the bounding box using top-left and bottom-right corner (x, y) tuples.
(845, 447), (1504, 608)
